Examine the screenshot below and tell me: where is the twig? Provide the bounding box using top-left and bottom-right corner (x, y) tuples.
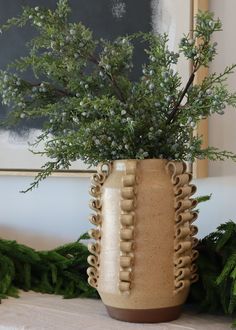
(167, 71), (195, 124)
(28, 82), (74, 97)
(89, 54), (126, 103)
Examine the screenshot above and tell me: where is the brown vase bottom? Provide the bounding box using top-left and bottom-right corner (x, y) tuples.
(105, 304), (182, 323)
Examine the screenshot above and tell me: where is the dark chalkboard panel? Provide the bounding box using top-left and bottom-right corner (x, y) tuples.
(0, 0), (152, 130)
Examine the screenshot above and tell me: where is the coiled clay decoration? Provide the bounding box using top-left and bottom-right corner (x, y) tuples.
(119, 160), (137, 294)
(166, 161), (199, 295)
(87, 163), (111, 289)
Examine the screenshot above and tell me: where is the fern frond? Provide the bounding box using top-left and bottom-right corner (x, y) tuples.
(216, 254), (236, 285)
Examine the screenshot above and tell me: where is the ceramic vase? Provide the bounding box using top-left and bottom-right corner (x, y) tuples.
(87, 159), (198, 323)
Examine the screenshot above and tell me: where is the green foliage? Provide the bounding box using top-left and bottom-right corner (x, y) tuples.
(0, 2), (236, 191)
(0, 233), (98, 300)
(195, 194), (212, 205)
(194, 194), (212, 214)
(180, 11), (222, 66)
(189, 221), (236, 324)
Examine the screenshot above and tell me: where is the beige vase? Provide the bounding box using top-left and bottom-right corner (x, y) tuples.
(87, 159), (199, 323)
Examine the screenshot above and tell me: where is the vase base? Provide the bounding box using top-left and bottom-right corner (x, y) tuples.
(105, 304), (182, 323)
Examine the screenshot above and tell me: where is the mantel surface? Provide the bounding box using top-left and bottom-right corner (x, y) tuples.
(0, 292), (232, 329)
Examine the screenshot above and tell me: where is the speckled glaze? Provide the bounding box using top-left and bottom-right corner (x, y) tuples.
(87, 159), (198, 322)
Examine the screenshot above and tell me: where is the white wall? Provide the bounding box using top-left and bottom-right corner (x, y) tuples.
(194, 176), (236, 238)
(0, 176), (91, 250)
(1, 0), (236, 249)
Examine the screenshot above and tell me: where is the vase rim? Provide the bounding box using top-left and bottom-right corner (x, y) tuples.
(112, 158), (170, 163)
(111, 159), (173, 171)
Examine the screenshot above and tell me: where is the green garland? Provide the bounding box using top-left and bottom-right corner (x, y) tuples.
(0, 233), (98, 300)
(189, 221), (236, 326)
(1, 221), (236, 327)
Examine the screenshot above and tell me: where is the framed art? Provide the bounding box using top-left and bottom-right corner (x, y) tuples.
(193, 0), (209, 178)
(0, 0), (207, 177)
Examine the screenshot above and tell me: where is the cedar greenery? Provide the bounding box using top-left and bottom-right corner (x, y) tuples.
(0, 1), (236, 190)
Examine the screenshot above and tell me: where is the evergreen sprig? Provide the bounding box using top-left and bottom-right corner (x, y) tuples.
(0, 2), (236, 190)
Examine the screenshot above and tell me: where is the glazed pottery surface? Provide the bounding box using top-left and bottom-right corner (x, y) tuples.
(87, 159), (198, 322)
